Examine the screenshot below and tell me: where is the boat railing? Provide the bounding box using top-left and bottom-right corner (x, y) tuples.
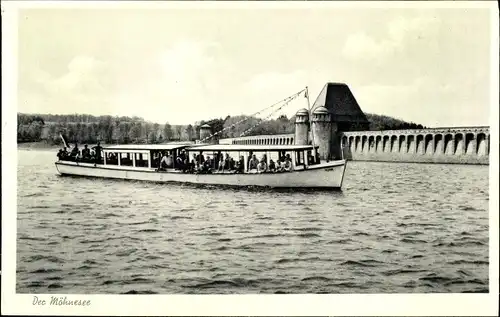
(57, 156), (104, 165)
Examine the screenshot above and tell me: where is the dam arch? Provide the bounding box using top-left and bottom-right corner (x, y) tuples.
(444, 134), (454, 155)
(465, 133), (475, 155)
(219, 126), (489, 165)
(477, 133), (487, 156)
(434, 134), (443, 155)
(425, 134), (433, 155)
(375, 136), (382, 152)
(399, 135), (406, 154)
(390, 135), (398, 153)
(383, 136), (390, 153)
(407, 135), (415, 154)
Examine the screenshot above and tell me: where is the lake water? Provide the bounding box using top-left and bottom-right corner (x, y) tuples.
(16, 149), (489, 294)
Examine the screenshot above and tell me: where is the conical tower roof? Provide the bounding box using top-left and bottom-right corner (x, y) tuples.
(311, 83), (369, 125)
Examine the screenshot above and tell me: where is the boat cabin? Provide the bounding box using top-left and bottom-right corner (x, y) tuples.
(99, 143), (321, 174)
(102, 143), (192, 169)
(184, 144), (321, 173)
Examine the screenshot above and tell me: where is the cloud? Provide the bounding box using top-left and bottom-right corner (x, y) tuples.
(238, 70), (309, 118)
(19, 55), (110, 114)
(354, 74), (489, 127)
(339, 12), (489, 127)
(107, 41), (314, 123)
(17, 9), (490, 127)
(342, 15), (440, 62)
(247, 71), (306, 92)
(342, 32), (397, 62)
(106, 40), (232, 124)
(157, 40), (219, 89)
(48, 55), (107, 94)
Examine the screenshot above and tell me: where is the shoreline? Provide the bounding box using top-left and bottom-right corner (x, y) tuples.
(17, 142), (107, 150)
(17, 142), (61, 150)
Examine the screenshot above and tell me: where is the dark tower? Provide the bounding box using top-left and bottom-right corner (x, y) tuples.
(311, 106), (333, 160)
(294, 108), (310, 145)
(199, 124), (212, 144)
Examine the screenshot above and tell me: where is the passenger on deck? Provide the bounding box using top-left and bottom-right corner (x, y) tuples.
(268, 159), (276, 172)
(235, 156), (244, 173)
(193, 154), (202, 172)
(176, 151), (185, 170)
(217, 153), (232, 172)
(182, 155), (190, 172)
(56, 149), (65, 160)
(159, 152), (168, 170)
(217, 155), (225, 172)
(190, 154), (198, 172)
(206, 155), (213, 168)
(166, 152), (174, 168)
(276, 156), (284, 172)
(70, 143), (80, 159)
(82, 144), (91, 160)
(92, 142), (103, 162)
(284, 155), (293, 172)
(229, 157), (235, 170)
(224, 153), (232, 171)
(107, 152), (116, 164)
(257, 158), (267, 173)
(248, 154), (259, 172)
(307, 152), (314, 165)
(202, 155), (213, 173)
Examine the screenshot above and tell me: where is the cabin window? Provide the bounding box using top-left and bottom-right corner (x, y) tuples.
(214, 151), (238, 171)
(106, 152), (119, 165)
(120, 153), (133, 166)
(269, 151), (279, 162)
(150, 151), (161, 168)
(296, 151), (304, 166)
(211, 152), (218, 169)
(135, 153), (149, 167)
(303, 151), (311, 166)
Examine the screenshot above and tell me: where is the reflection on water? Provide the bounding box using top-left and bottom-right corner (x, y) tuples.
(16, 149), (489, 294)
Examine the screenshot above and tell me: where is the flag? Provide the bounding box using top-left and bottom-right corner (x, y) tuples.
(304, 89), (308, 99)
(59, 133), (69, 148)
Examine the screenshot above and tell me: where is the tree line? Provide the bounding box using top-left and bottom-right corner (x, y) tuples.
(17, 112), (426, 145)
(366, 113), (426, 131)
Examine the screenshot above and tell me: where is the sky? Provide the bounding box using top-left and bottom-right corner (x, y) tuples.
(17, 5), (493, 127)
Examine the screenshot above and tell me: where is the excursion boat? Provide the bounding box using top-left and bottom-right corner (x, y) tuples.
(55, 87), (347, 189)
(55, 143), (347, 190)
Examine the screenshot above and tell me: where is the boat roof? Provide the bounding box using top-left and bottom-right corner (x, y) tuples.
(186, 144), (318, 152)
(102, 143), (192, 151)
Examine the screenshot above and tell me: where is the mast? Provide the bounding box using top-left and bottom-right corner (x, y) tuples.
(305, 86), (317, 160)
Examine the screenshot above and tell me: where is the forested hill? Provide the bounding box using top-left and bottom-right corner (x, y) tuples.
(17, 112), (426, 145)
(365, 113), (425, 131)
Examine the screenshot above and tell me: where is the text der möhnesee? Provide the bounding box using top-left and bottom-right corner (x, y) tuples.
(33, 296), (91, 306)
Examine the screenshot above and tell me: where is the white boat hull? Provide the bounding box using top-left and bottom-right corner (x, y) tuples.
(55, 160), (346, 189)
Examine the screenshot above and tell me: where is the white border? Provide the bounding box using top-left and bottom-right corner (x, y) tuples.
(2, 1), (499, 316)
(3, 0), (496, 9)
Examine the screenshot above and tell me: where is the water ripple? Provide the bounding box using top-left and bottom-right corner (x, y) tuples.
(16, 150), (489, 294)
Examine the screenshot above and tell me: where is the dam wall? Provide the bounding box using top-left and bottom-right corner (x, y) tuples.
(341, 126), (489, 165)
(220, 126), (490, 165)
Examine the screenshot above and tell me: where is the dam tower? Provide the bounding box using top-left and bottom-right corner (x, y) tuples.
(294, 108), (310, 145)
(311, 106), (334, 160)
(199, 124), (212, 143)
